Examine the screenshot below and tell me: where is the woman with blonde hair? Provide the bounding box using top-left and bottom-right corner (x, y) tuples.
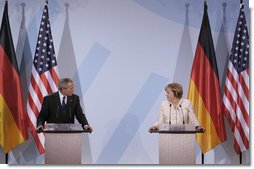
(149, 83), (201, 132)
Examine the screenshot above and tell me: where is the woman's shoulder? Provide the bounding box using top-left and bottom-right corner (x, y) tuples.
(161, 100), (170, 106)
(181, 98), (192, 105)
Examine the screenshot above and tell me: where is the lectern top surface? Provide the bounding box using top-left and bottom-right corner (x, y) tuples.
(36, 123), (90, 133)
(151, 124), (205, 134)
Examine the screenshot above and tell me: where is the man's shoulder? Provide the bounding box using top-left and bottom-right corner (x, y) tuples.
(72, 93), (79, 97)
(44, 92), (58, 99)
(69, 93), (79, 100)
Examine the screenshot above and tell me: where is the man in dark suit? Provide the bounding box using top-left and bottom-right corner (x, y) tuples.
(36, 78), (93, 132)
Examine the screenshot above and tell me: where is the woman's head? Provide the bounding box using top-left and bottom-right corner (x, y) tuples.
(165, 83), (183, 101)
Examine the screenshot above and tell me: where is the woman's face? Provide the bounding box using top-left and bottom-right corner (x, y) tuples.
(165, 87), (175, 102)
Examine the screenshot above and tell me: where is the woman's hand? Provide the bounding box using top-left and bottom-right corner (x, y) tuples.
(148, 126), (158, 133)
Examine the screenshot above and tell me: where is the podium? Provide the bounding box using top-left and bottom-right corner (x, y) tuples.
(151, 124), (205, 165)
(38, 123), (89, 164)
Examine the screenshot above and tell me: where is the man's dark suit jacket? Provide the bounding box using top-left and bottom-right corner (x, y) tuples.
(37, 92), (89, 127)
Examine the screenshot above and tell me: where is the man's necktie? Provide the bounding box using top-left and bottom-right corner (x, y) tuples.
(62, 96), (66, 109)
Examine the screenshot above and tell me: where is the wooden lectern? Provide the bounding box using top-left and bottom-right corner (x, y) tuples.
(38, 123), (89, 164)
(151, 124), (205, 165)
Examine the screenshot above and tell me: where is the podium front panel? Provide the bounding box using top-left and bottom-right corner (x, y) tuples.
(159, 133), (195, 164)
(45, 133), (82, 164)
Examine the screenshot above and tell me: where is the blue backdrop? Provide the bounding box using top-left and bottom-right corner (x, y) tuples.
(0, 0), (250, 164)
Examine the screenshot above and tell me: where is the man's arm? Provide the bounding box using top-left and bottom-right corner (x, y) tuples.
(74, 96), (89, 126)
(36, 97), (49, 129)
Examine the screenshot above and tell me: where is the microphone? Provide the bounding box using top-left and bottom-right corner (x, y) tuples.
(169, 103), (172, 125)
(179, 105), (185, 124)
(69, 99), (72, 122)
(56, 105), (59, 119)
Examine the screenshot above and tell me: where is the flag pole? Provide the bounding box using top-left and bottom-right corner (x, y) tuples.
(239, 152), (242, 164)
(201, 153), (204, 164)
(238, 1), (243, 164)
(5, 153), (8, 164)
(3, 0), (8, 164)
(200, 0), (206, 164)
(5, 0), (8, 164)
(239, 0), (243, 164)
(4, 0), (8, 164)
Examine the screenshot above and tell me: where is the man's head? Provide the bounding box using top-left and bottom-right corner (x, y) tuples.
(58, 78), (74, 96)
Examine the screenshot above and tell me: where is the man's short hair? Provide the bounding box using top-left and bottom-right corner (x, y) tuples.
(58, 78), (73, 90)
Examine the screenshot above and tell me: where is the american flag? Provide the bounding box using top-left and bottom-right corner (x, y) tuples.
(27, 1), (59, 153)
(223, 4), (249, 154)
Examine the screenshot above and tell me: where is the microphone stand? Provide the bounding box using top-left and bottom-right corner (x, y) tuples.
(169, 104), (172, 130)
(179, 105), (185, 125)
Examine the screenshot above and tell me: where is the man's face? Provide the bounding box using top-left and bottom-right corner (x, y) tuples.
(62, 82), (74, 96)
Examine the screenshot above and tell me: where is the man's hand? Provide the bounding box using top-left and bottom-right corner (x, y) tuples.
(36, 125), (44, 131)
(84, 125), (93, 133)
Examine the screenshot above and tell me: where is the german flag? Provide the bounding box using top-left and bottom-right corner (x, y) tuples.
(0, 1), (28, 153)
(187, 1), (226, 153)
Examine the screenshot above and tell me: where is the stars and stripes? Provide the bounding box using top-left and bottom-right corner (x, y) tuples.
(27, 1), (59, 153)
(223, 4), (249, 154)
